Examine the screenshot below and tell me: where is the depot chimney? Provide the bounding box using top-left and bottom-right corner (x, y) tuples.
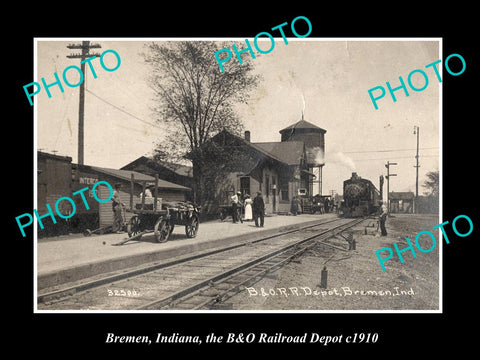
(245, 130), (251, 142)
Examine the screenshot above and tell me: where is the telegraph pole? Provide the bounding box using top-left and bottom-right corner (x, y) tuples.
(413, 126), (420, 213)
(66, 41), (102, 165)
(385, 161), (397, 212)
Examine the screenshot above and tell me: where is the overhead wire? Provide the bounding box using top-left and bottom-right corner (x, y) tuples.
(352, 154), (438, 162)
(85, 88), (162, 130)
(343, 147), (438, 154)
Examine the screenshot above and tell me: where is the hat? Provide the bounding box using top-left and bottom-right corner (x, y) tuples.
(237, 191), (241, 195)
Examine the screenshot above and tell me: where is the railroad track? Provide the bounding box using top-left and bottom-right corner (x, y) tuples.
(37, 216), (366, 311)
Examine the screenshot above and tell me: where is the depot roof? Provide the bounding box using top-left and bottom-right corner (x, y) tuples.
(87, 165), (191, 191)
(254, 141), (305, 166)
(389, 191), (415, 200)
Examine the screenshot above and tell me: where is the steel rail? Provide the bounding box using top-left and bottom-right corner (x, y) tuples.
(37, 217), (344, 304)
(137, 217), (365, 310)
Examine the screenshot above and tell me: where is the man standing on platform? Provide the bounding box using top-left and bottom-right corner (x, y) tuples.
(231, 191), (242, 223)
(112, 183), (125, 233)
(253, 191), (265, 227)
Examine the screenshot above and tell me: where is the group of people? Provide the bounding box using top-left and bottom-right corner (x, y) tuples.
(112, 183), (390, 238)
(230, 191), (265, 227)
(290, 195), (337, 215)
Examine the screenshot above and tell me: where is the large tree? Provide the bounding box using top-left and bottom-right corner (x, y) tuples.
(423, 170), (439, 197)
(416, 170), (439, 213)
(144, 41), (259, 204)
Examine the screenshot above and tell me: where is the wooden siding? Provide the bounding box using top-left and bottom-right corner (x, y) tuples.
(98, 185), (131, 228)
(37, 157), (72, 210)
(98, 185), (186, 228)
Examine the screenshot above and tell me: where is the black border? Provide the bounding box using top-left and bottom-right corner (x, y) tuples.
(7, 4), (477, 355)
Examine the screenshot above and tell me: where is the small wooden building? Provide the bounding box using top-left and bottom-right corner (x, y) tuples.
(72, 164), (192, 229)
(389, 191), (414, 213)
(36, 150), (192, 236)
(121, 156), (194, 201)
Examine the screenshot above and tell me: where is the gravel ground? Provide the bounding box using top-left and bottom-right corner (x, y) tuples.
(226, 214), (440, 311)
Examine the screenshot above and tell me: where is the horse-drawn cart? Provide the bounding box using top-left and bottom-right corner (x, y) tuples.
(114, 174), (199, 245)
(127, 201), (200, 243)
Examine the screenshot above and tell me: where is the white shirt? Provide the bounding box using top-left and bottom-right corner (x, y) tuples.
(144, 188), (153, 198)
(380, 204), (388, 216)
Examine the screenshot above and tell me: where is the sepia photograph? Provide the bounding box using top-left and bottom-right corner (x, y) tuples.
(32, 38), (441, 312)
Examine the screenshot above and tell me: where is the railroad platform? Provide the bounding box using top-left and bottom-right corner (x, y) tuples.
(37, 213), (339, 291)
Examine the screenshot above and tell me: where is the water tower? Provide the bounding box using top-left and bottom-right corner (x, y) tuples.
(279, 116), (326, 195)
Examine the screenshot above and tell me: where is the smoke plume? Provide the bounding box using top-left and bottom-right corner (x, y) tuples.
(309, 147), (325, 166)
(328, 151), (356, 171)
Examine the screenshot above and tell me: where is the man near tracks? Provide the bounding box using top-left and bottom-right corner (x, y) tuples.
(379, 200), (388, 236)
(253, 191), (265, 228)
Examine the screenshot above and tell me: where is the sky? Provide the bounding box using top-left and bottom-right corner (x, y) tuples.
(35, 38), (440, 197)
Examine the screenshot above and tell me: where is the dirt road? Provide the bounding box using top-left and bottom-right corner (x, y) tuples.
(227, 213), (440, 311)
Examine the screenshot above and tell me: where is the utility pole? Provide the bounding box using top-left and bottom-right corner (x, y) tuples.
(385, 161), (397, 212)
(66, 41), (102, 165)
(413, 126), (420, 213)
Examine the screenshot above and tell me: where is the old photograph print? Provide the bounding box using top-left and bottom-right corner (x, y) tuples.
(34, 39), (440, 312)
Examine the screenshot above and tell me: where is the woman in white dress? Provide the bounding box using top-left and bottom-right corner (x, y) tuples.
(244, 195), (253, 221)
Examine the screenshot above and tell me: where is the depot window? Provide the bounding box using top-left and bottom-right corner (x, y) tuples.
(240, 176), (250, 196)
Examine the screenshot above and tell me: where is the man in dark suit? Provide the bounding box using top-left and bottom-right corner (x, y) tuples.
(253, 191), (265, 227)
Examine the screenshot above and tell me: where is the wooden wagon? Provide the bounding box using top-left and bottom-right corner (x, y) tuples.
(119, 174), (200, 244)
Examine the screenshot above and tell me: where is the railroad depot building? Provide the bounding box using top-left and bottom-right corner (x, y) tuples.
(202, 118), (326, 215)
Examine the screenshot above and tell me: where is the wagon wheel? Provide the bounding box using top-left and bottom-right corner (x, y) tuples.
(154, 218), (170, 243)
(217, 208), (225, 222)
(127, 215), (141, 238)
(185, 215), (199, 238)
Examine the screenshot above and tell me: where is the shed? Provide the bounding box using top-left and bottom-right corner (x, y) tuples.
(121, 156), (194, 201)
(72, 164), (191, 229)
(389, 191), (414, 213)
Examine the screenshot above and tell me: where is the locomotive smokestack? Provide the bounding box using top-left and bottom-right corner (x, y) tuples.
(244, 130), (251, 142)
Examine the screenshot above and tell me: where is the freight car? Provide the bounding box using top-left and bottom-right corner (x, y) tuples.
(37, 152), (74, 237)
(341, 172), (381, 217)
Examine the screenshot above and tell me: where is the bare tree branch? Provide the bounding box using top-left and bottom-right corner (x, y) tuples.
(143, 41), (260, 203)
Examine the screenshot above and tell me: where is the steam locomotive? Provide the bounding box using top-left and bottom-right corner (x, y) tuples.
(341, 172), (382, 217)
